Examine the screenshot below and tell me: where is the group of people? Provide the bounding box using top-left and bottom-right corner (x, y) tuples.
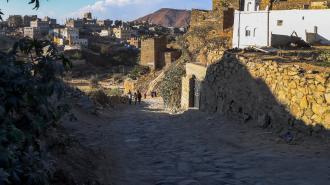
(127, 90), (159, 105)
(127, 90), (143, 105)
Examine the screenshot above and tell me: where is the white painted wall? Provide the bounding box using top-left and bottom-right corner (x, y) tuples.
(244, 0), (260, 11)
(270, 9), (330, 45)
(233, 9), (330, 48)
(233, 10), (269, 48)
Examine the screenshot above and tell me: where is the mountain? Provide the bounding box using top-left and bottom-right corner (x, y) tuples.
(134, 8), (191, 28)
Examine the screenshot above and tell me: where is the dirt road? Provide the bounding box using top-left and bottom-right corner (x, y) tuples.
(62, 98), (330, 185)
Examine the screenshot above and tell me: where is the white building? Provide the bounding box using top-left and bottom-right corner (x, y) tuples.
(99, 29), (112, 37)
(71, 38), (88, 47)
(233, 0), (330, 48)
(24, 27), (41, 39)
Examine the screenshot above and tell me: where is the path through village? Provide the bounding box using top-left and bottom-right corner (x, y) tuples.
(62, 98), (330, 185)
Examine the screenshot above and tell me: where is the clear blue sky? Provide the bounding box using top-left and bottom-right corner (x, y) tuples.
(0, 0), (212, 23)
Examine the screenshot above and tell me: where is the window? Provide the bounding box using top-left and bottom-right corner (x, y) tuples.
(245, 30), (251, 37)
(247, 2), (252, 11)
(277, 20), (283, 26)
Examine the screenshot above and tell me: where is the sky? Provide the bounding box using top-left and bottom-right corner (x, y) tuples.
(0, 0), (212, 23)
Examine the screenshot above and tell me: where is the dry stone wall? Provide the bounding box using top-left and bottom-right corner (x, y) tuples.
(201, 53), (330, 134)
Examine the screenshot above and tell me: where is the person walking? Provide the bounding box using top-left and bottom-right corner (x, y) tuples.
(137, 90), (142, 104)
(133, 92), (138, 105)
(128, 90), (132, 105)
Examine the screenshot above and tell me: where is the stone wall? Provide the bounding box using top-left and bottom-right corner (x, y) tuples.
(140, 37), (167, 70)
(200, 53), (330, 134)
(260, 0), (330, 10)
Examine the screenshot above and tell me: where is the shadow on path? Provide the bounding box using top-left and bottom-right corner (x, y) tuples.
(62, 97), (330, 185)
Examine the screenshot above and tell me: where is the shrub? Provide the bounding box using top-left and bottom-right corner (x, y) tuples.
(0, 37), (70, 185)
(128, 65), (150, 80)
(159, 52), (190, 110)
(89, 89), (111, 107)
(106, 88), (123, 97)
(90, 74), (100, 88)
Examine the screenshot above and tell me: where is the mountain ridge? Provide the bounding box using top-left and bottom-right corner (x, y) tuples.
(134, 8), (191, 28)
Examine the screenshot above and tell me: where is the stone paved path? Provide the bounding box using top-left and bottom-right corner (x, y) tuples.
(63, 98), (330, 185)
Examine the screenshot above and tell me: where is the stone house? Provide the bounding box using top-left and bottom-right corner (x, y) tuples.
(127, 37), (141, 48)
(140, 37), (167, 70)
(7, 15), (23, 28)
(113, 27), (134, 40)
(30, 19), (50, 35)
(164, 49), (182, 68)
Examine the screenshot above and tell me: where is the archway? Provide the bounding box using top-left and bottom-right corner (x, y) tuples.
(188, 75), (201, 109)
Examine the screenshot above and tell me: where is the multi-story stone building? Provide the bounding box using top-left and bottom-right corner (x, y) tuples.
(23, 15), (37, 27)
(164, 49), (181, 68)
(97, 19), (113, 27)
(113, 27), (134, 40)
(127, 37), (141, 48)
(30, 20), (50, 35)
(84, 12), (92, 20)
(66, 19), (84, 29)
(140, 37), (167, 70)
(24, 27), (41, 39)
(43, 16), (57, 27)
(7, 15), (23, 27)
(52, 27), (88, 47)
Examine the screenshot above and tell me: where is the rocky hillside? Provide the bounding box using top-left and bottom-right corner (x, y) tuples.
(135, 8), (191, 28)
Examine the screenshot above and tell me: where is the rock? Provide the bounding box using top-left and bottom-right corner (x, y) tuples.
(316, 84), (326, 92)
(288, 81), (297, 89)
(311, 114), (323, 123)
(315, 74), (327, 84)
(299, 96), (308, 109)
(312, 103), (327, 116)
(325, 93), (330, 104)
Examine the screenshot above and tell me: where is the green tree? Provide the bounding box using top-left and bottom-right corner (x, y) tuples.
(0, 1), (72, 184)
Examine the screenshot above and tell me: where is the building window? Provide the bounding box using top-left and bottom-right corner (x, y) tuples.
(247, 2), (252, 11)
(277, 20), (283, 26)
(245, 30), (251, 37)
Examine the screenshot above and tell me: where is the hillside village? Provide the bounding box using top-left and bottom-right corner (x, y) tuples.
(1, 0), (330, 184)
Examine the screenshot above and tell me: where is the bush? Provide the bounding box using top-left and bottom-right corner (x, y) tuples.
(316, 50), (330, 67)
(89, 89), (111, 107)
(159, 55), (188, 110)
(0, 38), (70, 185)
(106, 88), (123, 97)
(128, 65), (150, 80)
(89, 74), (100, 88)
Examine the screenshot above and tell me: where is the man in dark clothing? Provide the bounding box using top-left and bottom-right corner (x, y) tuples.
(137, 91), (142, 104)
